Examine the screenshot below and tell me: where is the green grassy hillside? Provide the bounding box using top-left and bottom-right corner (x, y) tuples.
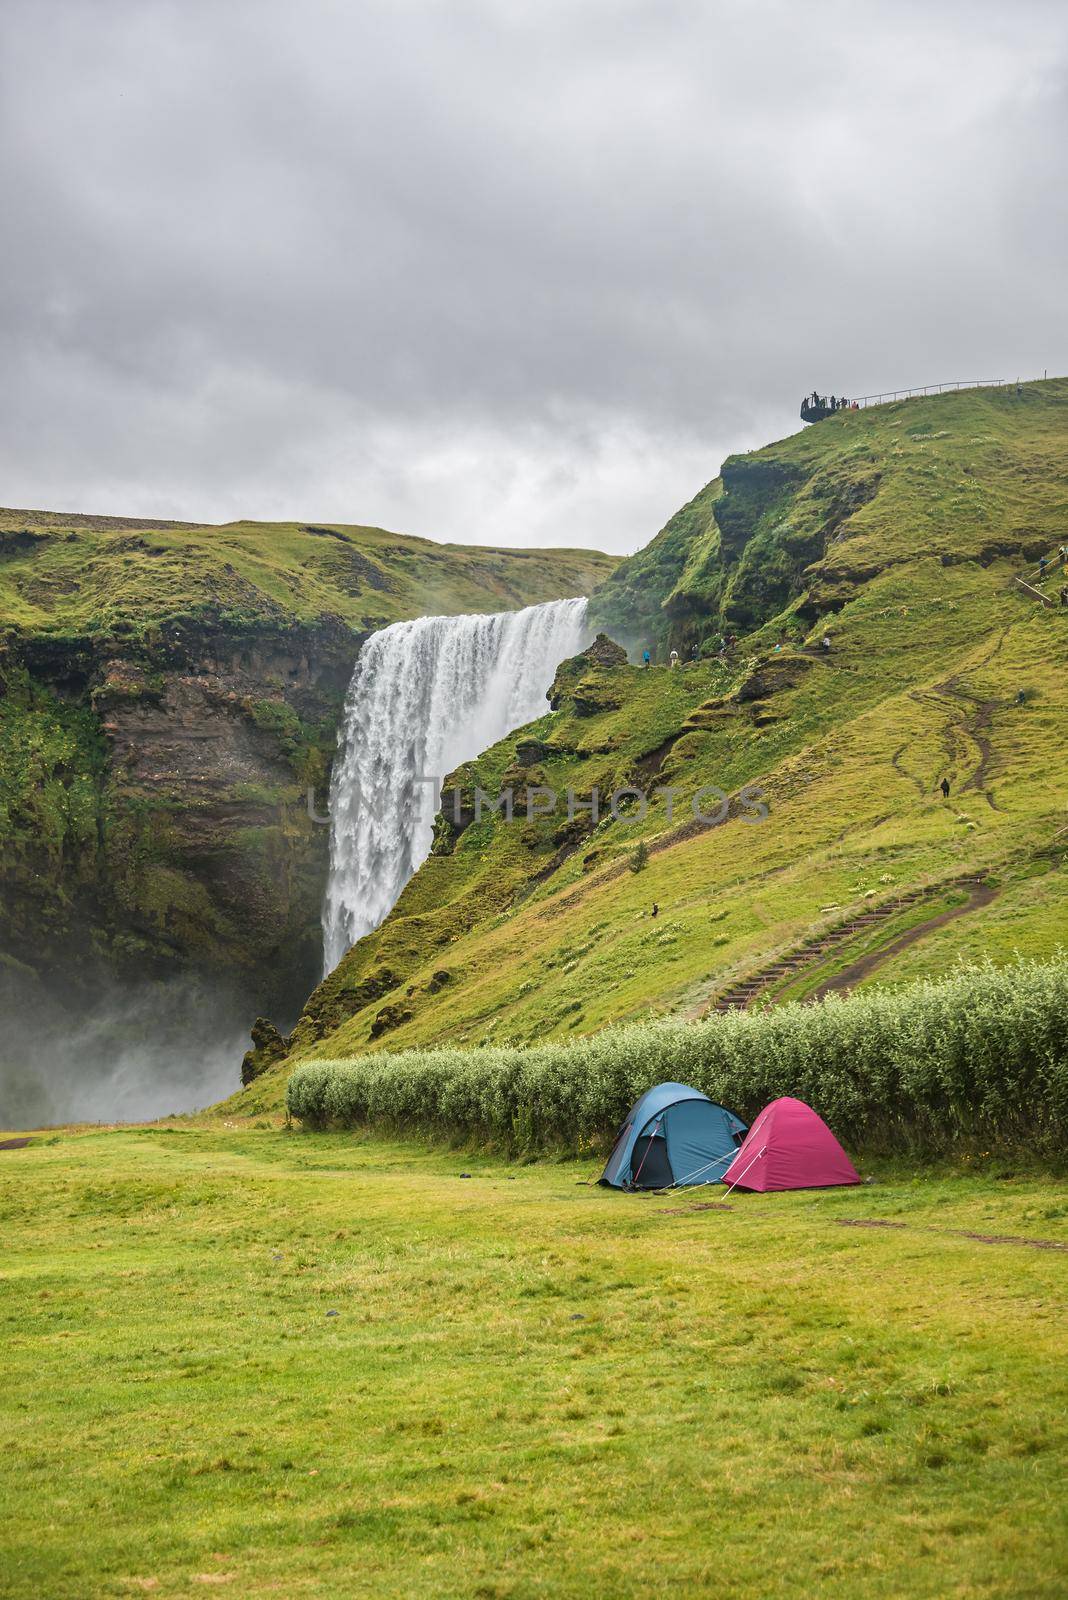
(0, 507), (614, 638)
(239, 380), (1068, 1106)
(0, 510), (615, 1028)
(589, 379), (1067, 651)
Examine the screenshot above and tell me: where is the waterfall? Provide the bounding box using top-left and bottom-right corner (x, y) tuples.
(322, 596), (590, 974)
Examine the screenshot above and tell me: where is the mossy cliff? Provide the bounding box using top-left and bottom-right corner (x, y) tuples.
(238, 379), (1068, 1105)
(0, 509), (615, 1017)
(588, 380), (1063, 653)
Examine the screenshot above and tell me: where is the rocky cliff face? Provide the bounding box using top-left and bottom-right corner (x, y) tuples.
(1, 612), (354, 1018)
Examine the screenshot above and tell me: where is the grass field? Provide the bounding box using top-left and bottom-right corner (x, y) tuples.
(3, 1125), (1067, 1598)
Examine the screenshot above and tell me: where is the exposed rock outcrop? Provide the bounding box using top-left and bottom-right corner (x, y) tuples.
(0, 611), (355, 1018)
(241, 1017), (290, 1085)
(549, 633), (628, 712)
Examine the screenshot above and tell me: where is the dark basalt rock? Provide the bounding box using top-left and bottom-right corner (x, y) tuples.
(583, 633), (628, 668)
(240, 1017), (290, 1085)
(549, 634), (628, 713)
(714, 457), (807, 555)
(341, 969), (400, 1010)
(431, 787), (477, 854)
(734, 654), (814, 704)
(514, 737), (553, 767)
(369, 1003), (414, 1039)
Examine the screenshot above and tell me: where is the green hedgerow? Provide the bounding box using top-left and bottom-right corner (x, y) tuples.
(288, 954), (1068, 1157)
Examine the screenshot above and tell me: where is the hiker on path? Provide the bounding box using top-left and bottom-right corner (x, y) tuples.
(1060, 585), (1068, 608)
(651, 903), (659, 918)
(820, 633), (832, 651)
(642, 649), (651, 668)
(669, 648), (680, 668)
(940, 777), (951, 799)
(690, 643), (699, 662)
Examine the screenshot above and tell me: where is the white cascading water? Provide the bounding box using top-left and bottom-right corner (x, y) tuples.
(322, 596), (589, 974)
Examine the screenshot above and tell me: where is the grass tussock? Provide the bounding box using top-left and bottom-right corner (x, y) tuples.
(288, 954), (1068, 1157)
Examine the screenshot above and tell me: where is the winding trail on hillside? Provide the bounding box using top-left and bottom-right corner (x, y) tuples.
(906, 626), (1012, 812)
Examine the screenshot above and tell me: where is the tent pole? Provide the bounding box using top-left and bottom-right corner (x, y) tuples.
(628, 1116), (663, 1189)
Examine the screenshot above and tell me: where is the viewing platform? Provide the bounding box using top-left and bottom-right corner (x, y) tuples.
(801, 378), (1006, 423)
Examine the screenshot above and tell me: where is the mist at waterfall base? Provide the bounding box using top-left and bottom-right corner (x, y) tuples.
(323, 597), (590, 973)
(0, 971), (249, 1129)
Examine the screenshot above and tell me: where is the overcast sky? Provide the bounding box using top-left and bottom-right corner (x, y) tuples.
(1, 0), (1065, 554)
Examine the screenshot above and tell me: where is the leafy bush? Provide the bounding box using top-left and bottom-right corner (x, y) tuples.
(287, 956), (1068, 1157)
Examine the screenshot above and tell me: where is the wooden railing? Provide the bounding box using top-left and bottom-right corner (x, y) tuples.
(1014, 576), (1056, 609)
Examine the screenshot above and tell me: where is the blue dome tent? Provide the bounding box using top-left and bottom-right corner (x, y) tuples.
(599, 1083), (748, 1191)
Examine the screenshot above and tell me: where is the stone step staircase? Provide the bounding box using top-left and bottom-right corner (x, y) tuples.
(708, 879), (972, 1014)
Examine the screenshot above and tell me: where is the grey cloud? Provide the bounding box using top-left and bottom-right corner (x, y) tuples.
(1, 0), (1066, 551)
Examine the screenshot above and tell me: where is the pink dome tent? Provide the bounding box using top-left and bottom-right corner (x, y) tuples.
(721, 1097), (860, 1192)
